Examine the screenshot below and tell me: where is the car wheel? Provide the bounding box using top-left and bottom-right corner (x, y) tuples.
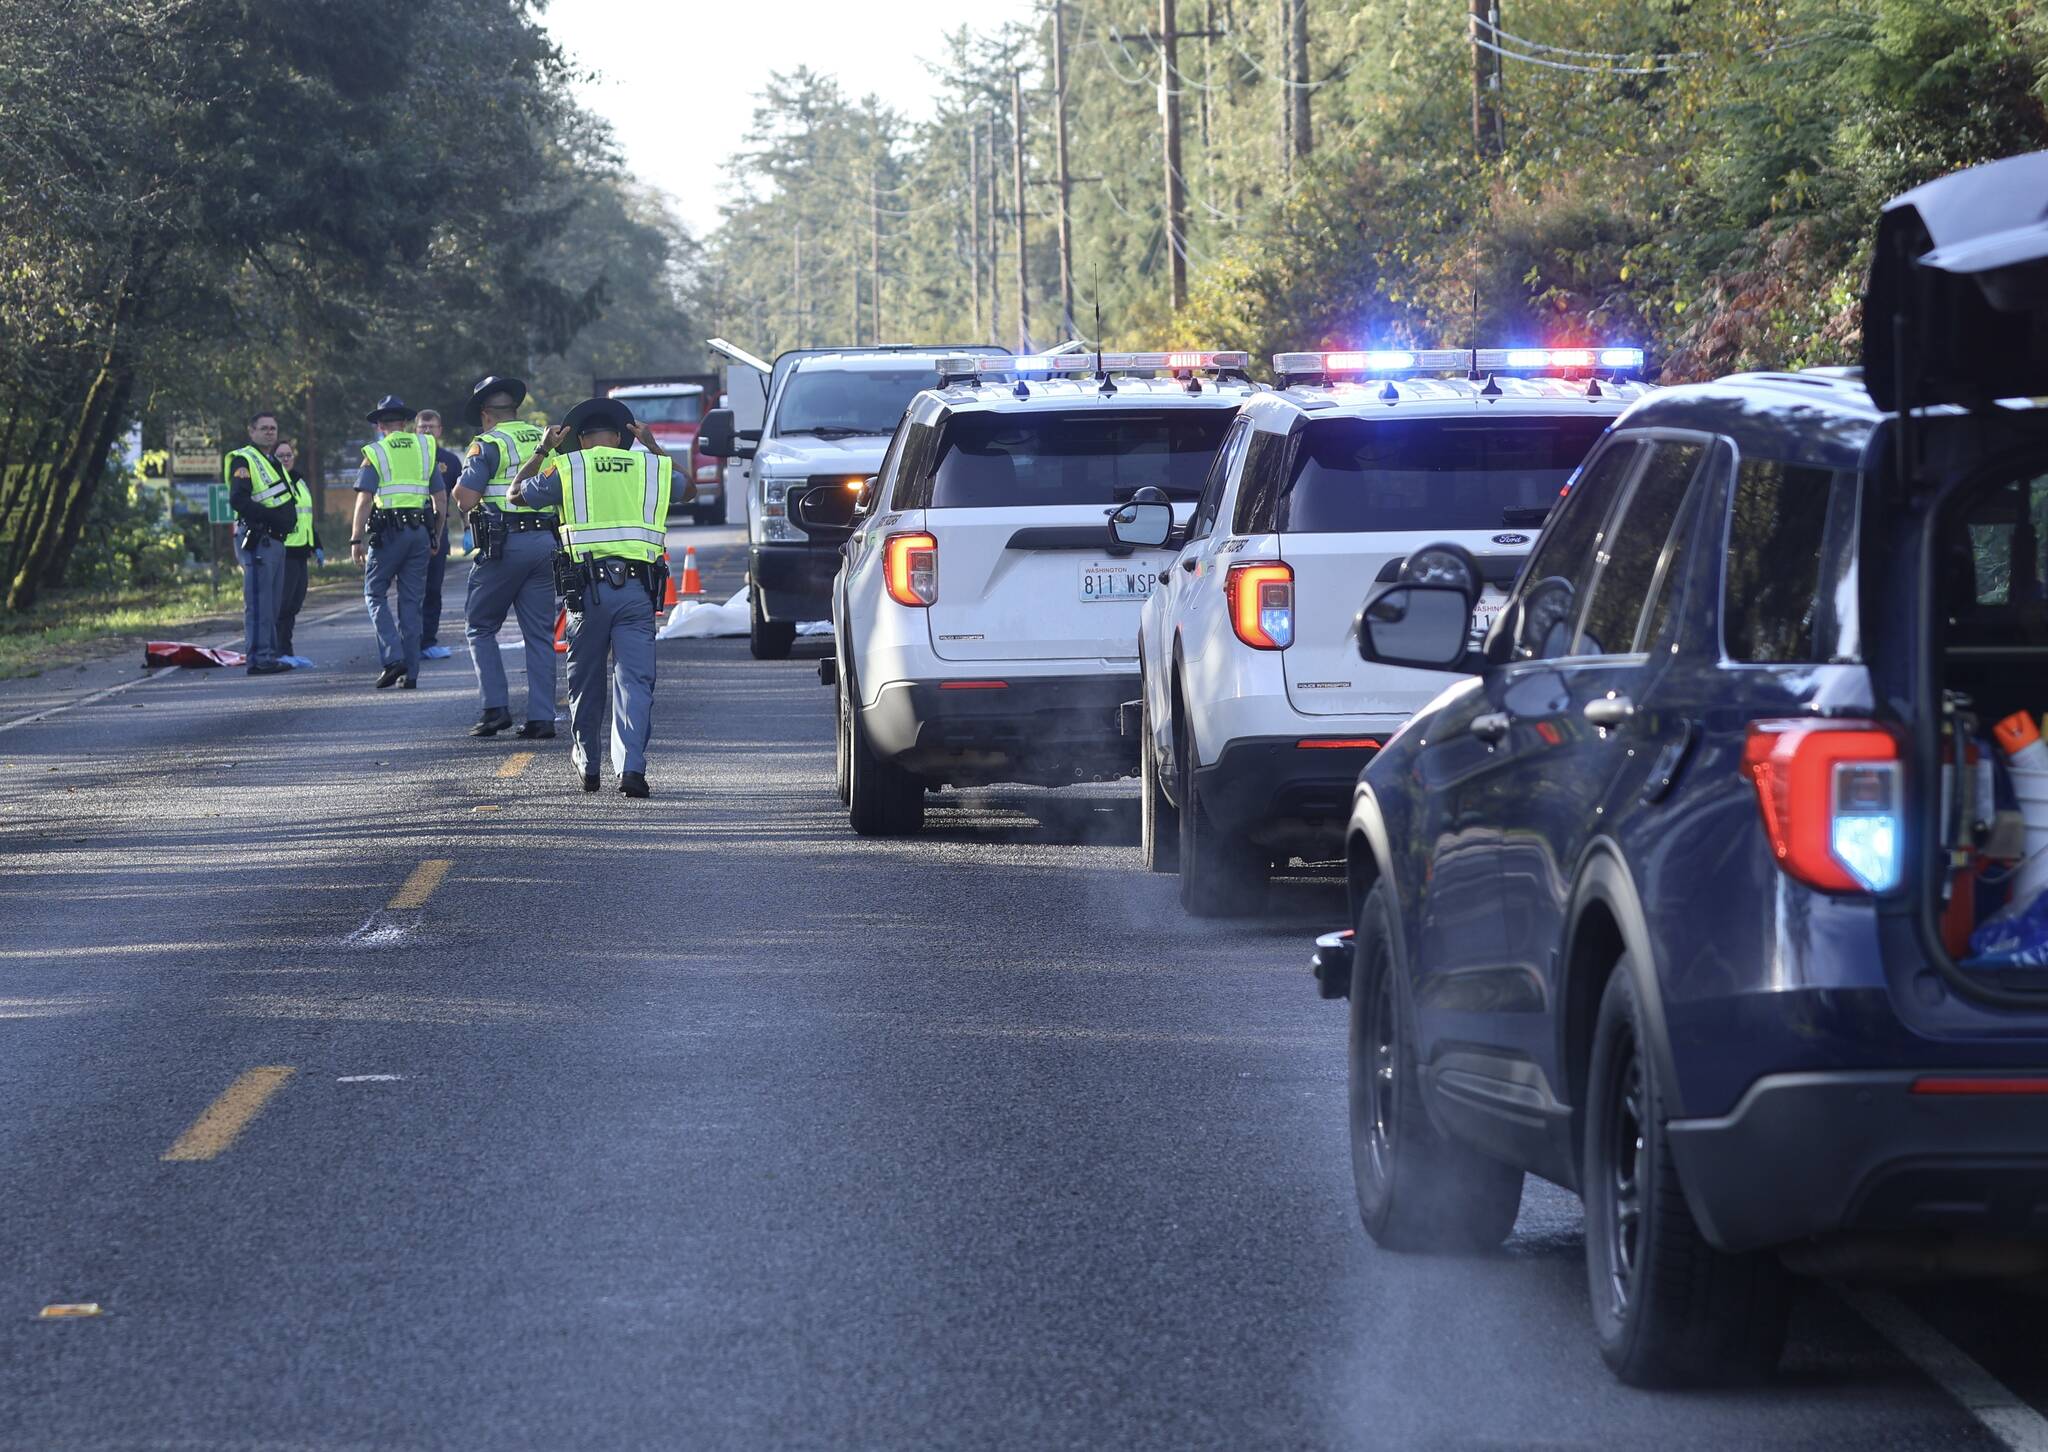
(1349, 881), (1524, 1251)
(1140, 694), (1179, 873)
(713, 492), (729, 526)
(1583, 964), (1789, 1386)
(847, 692), (924, 836)
(834, 659), (852, 806)
(1175, 708), (1264, 916)
(748, 585), (796, 660)
(692, 506), (714, 527)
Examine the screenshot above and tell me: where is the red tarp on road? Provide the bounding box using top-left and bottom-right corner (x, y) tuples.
(144, 641), (246, 669)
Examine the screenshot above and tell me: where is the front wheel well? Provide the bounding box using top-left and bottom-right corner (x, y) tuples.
(1563, 898), (1628, 1184)
(1345, 831), (1381, 929)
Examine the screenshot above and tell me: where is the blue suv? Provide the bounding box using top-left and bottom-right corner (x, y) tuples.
(1319, 149), (2048, 1386)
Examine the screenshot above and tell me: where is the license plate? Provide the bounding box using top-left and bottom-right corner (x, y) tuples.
(1080, 563), (1157, 601)
(1472, 588), (1508, 639)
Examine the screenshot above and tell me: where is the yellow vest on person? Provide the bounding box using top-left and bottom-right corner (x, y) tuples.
(552, 447), (673, 563)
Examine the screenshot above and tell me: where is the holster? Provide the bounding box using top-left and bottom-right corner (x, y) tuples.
(552, 549), (585, 613)
(470, 506), (508, 562)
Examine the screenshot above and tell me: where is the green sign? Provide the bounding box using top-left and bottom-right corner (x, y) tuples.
(207, 482), (233, 525)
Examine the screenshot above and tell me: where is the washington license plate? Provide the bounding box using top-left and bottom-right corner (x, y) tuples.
(1080, 564), (1157, 601)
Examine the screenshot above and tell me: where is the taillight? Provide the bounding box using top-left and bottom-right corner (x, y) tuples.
(1742, 720), (1902, 893)
(884, 531), (938, 607)
(1227, 562), (1293, 650)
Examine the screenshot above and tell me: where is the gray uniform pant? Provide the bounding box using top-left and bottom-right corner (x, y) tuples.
(364, 523), (428, 677)
(237, 532), (284, 669)
(567, 578), (657, 776)
(464, 528), (559, 723)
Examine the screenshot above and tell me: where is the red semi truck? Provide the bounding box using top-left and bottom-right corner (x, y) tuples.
(597, 373), (727, 526)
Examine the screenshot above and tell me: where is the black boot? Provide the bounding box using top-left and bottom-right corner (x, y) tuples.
(619, 771), (650, 799)
(515, 720), (556, 740)
(375, 664), (404, 688)
(469, 707), (514, 737)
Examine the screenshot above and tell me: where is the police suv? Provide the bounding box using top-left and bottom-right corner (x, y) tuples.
(805, 350), (1259, 836)
(1115, 346), (1654, 915)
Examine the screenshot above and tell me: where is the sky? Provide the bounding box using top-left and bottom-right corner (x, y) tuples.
(541, 0), (1039, 238)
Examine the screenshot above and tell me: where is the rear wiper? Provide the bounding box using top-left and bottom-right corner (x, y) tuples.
(1501, 506), (1553, 526)
(780, 424), (886, 438)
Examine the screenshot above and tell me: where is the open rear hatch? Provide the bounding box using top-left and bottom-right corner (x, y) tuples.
(1868, 150), (2048, 999)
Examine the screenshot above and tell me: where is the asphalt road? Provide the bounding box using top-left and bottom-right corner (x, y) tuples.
(0, 525), (2040, 1450)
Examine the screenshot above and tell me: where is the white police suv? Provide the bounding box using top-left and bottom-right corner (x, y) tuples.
(806, 350), (1259, 835)
(1115, 346), (1654, 915)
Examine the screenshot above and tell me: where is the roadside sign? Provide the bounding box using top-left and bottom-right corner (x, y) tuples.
(208, 483), (234, 525)
(171, 420), (218, 477)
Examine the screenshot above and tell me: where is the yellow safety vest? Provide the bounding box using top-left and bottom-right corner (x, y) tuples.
(224, 446), (292, 509)
(553, 447), (673, 563)
(476, 421), (548, 515)
(362, 431), (436, 509)
(285, 475), (315, 548)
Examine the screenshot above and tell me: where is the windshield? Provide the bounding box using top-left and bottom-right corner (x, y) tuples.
(1278, 415), (1610, 532)
(775, 367), (935, 436)
(928, 409), (1235, 508)
(623, 394), (703, 426)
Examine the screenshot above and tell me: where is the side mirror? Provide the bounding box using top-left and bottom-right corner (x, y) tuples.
(1108, 487), (1174, 549)
(794, 484), (858, 538)
(697, 409), (736, 459)
(1356, 583), (1479, 671)
(853, 476), (880, 516)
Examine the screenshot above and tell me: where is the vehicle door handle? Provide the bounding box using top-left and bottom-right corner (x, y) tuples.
(1470, 711), (1512, 743)
(1583, 694), (1636, 728)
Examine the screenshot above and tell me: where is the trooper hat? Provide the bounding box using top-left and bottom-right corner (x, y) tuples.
(365, 394), (413, 423)
(465, 374), (528, 424)
(561, 396), (636, 440)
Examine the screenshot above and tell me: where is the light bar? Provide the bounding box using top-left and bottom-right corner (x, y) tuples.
(1474, 346), (1645, 374)
(1275, 345), (1647, 385)
(941, 350), (1250, 379)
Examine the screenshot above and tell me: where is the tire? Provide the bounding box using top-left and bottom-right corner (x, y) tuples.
(1349, 881), (1524, 1251)
(1583, 965), (1789, 1387)
(712, 491), (729, 526)
(748, 584), (796, 660)
(1175, 706), (1266, 916)
(691, 505), (714, 527)
(833, 655), (852, 806)
(1139, 693), (1179, 873)
(847, 691), (924, 836)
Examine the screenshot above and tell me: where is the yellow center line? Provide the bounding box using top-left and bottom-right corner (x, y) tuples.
(496, 752), (535, 779)
(387, 859), (452, 910)
(161, 1066), (295, 1162)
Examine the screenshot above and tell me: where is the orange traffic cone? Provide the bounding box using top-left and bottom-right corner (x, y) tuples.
(662, 549), (679, 610)
(553, 606), (568, 654)
(679, 545), (704, 600)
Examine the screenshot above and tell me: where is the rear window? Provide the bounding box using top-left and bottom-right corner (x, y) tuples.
(1277, 415), (1610, 533)
(623, 393), (703, 425)
(925, 409), (1235, 509)
(1722, 459), (1860, 663)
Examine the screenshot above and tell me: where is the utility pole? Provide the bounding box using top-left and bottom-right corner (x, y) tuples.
(1289, 0), (1312, 160)
(984, 114), (1001, 346)
(1011, 69), (1030, 353)
(1051, 0), (1076, 339)
(968, 128), (983, 343)
(870, 172), (882, 345)
(1469, 0), (1502, 161)
(1161, 0), (1188, 311)
(792, 219), (804, 347)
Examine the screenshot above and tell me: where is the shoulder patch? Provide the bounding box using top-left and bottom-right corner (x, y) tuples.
(467, 442), (484, 458)
(231, 465), (251, 480)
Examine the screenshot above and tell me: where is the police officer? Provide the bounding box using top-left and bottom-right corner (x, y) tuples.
(272, 439), (321, 666)
(349, 396), (447, 689)
(414, 408), (459, 661)
(224, 410), (297, 677)
(448, 375), (558, 739)
(507, 397), (674, 797)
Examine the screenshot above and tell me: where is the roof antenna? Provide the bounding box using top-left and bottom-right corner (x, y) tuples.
(1094, 276), (1116, 396)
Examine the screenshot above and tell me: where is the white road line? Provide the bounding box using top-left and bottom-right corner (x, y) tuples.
(0, 601), (362, 736)
(1844, 1287), (2048, 1452)
(336, 1074), (403, 1083)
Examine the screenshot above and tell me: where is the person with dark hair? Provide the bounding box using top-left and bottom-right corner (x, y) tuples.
(414, 408), (460, 661)
(223, 410), (296, 676)
(273, 439), (322, 666)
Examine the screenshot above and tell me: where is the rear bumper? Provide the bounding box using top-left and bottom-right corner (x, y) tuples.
(749, 543), (838, 622)
(1666, 1070), (2048, 1252)
(1191, 736), (1379, 855)
(864, 674), (1136, 786)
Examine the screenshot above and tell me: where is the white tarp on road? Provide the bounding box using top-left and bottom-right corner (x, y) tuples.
(656, 587), (831, 641)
